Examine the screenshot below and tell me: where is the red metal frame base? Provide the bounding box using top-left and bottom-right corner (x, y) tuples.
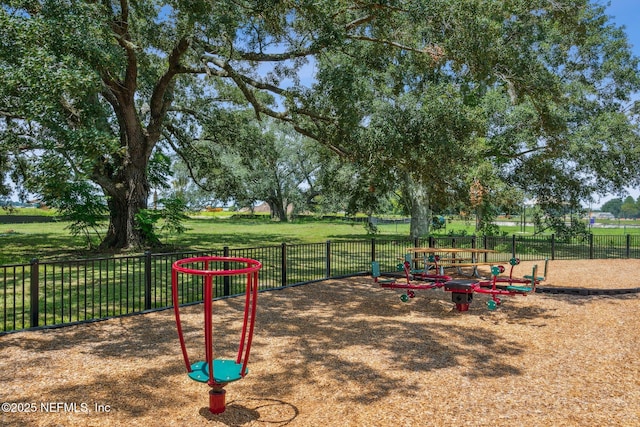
(455, 303), (470, 312)
(209, 388), (227, 414)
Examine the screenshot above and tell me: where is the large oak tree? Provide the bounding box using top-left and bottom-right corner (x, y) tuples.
(309, 1), (640, 237)
(4, 0), (439, 248)
(1, 0), (639, 247)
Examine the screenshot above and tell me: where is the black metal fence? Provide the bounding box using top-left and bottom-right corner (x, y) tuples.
(2, 234), (640, 333)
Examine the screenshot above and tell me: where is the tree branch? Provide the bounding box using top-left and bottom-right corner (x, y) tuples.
(346, 34), (444, 60)
(147, 37), (192, 143)
(345, 14), (375, 31)
(162, 126), (217, 192)
(232, 48), (321, 62)
(293, 124), (347, 157)
(0, 111), (23, 120)
(59, 97), (82, 128)
(488, 144), (551, 160)
(206, 56), (290, 121)
(107, 0), (137, 94)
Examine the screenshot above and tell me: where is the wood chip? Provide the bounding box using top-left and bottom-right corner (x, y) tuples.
(1, 260), (639, 426)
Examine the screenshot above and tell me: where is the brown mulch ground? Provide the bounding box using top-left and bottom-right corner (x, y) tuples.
(1, 259), (639, 427)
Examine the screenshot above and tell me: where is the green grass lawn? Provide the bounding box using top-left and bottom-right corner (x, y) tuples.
(0, 216), (405, 265)
(2, 211), (640, 266)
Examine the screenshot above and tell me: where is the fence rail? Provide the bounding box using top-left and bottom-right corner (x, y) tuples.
(2, 234), (639, 333)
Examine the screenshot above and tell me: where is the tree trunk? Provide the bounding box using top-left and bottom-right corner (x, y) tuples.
(404, 174), (431, 238)
(267, 199), (288, 222)
(99, 161), (150, 250)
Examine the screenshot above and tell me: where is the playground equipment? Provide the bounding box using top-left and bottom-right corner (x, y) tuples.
(412, 254), (455, 282)
(171, 256), (261, 414)
(475, 257), (548, 286)
(372, 259), (451, 302)
(443, 279), (477, 311)
(469, 264), (538, 310)
(374, 255), (541, 311)
(524, 257), (549, 283)
(441, 265), (538, 311)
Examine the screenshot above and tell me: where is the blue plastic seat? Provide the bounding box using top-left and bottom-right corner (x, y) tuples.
(188, 360), (247, 384)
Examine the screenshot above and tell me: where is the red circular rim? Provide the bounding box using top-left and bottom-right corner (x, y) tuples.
(172, 256), (262, 276)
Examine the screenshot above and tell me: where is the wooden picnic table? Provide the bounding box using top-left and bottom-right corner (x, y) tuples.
(405, 247), (497, 254)
(405, 247), (498, 277)
(406, 247), (497, 263)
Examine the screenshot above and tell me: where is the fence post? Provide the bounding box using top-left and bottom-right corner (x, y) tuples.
(551, 234), (556, 260)
(589, 233), (594, 259)
(30, 258), (39, 328)
(512, 235), (516, 258)
(223, 246), (230, 296)
(483, 235), (488, 262)
(429, 236), (435, 248)
(626, 234), (631, 258)
(326, 240), (331, 278)
(370, 238), (376, 262)
(144, 251), (152, 310)
(281, 243), (287, 287)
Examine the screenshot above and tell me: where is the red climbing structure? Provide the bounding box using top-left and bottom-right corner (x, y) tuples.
(171, 256), (261, 414)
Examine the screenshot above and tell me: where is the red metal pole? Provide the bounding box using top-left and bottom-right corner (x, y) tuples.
(172, 267), (191, 372)
(240, 271), (259, 377)
(236, 271), (251, 364)
(204, 274), (214, 388)
(209, 389), (226, 414)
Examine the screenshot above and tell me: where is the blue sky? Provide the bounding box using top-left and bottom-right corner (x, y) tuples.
(604, 1), (640, 54)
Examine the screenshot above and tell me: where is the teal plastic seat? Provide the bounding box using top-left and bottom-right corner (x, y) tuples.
(524, 258), (548, 282)
(188, 360), (247, 384)
(371, 261), (382, 277)
(506, 285), (533, 293)
(372, 261), (395, 283)
(510, 264), (538, 293)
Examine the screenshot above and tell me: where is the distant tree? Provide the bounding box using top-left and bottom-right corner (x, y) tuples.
(160, 161), (222, 212)
(174, 119), (331, 221)
(601, 198), (623, 218)
(620, 196), (639, 218)
(359, 88), (480, 237)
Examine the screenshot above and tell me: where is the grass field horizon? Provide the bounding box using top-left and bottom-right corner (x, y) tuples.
(2, 209), (640, 266)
